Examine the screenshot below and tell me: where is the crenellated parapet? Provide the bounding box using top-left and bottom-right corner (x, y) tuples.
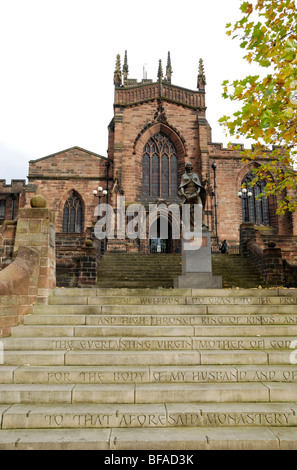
(0, 180), (26, 194)
(208, 142), (274, 158)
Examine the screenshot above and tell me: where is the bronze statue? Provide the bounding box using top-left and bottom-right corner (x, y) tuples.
(178, 162), (207, 230)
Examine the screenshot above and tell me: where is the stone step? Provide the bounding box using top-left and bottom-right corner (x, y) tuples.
(2, 365), (297, 384)
(2, 426), (297, 450)
(31, 303), (297, 315)
(47, 294), (297, 306)
(2, 402), (297, 430)
(23, 313), (297, 327)
(50, 287), (297, 297)
(96, 253), (265, 289)
(11, 323), (297, 338)
(56, 349), (291, 366)
(11, 325), (195, 337)
(2, 349), (289, 366)
(0, 382), (295, 404)
(2, 350), (204, 366)
(3, 285), (297, 450)
(3, 335), (297, 352)
(96, 282), (176, 288)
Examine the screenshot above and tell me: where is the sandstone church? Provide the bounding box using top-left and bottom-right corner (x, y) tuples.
(1, 52), (297, 286)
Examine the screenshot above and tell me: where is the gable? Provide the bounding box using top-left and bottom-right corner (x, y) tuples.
(28, 147), (109, 179)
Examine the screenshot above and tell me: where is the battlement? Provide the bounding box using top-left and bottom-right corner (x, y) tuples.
(208, 142), (275, 157)
(0, 180), (26, 194)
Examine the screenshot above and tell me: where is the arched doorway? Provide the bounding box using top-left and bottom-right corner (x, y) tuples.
(149, 216), (173, 253)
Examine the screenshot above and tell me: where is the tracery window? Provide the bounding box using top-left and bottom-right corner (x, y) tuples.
(142, 133), (178, 197)
(62, 193), (83, 233)
(241, 173), (270, 225)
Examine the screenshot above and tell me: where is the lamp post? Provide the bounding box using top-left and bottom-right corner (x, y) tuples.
(93, 186), (108, 221)
(212, 162), (218, 240)
(238, 187), (252, 222)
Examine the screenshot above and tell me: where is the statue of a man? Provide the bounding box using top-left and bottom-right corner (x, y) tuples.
(178, 162), (207, 231)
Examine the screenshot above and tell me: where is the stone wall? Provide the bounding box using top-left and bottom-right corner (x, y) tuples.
(0, 179), (26, 224)
(0, 221), (17, 269)
(0, 196), (56, 337)
(240, 223), (296, 286)
(56, 232), (98, 287)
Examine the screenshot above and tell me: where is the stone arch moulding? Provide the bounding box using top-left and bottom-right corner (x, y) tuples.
(57, 189), (86, 233)
(147, 202), (181, 239)
(236, 162), (275, 190)
(236, 162), (261, 191)
(133, 122), (187, 161)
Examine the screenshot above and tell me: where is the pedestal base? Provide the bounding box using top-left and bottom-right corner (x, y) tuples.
(174, 272), (223, 289)
(174, 230), (222, 289)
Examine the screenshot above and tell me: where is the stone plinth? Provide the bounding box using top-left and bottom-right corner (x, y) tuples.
(174, 230), (222, 289)
(13, 205), (56, 303)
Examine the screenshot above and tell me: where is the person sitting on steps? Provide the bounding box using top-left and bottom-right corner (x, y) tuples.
(219, 239), (228, 254)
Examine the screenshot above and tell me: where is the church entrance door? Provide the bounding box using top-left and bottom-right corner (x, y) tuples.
(149, 217), (172, 253)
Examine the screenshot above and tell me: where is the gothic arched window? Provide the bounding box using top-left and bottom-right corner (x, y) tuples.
(62, 192), (83, 233)
(142, 133), (178, 197)
(241, 173), (270, 225)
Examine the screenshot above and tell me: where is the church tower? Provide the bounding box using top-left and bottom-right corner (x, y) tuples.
(107, 52), (212, 253)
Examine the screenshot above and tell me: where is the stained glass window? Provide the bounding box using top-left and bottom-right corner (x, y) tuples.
(142, 133), (178, 197)
(152, 154), (160, 197)
(142, 153), (150, 195)
(170, 155), (178, 196)
(62, 193), (83, 233)
(161, 155), (169, 196)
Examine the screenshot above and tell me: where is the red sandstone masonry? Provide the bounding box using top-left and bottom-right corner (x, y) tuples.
(27, 147), (111, 232)
(0, 203), (56, 337)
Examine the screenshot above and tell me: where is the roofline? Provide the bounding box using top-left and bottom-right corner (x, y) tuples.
(29, 146), (111, 163)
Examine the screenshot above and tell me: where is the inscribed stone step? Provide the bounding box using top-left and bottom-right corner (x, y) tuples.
(13, 365), (150, 384)
(165, 403), (297, 427)
(2, 403), (167, 429)
(4, 403), (297, 430)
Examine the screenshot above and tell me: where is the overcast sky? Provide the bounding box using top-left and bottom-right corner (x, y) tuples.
(0, 0), (261, 183)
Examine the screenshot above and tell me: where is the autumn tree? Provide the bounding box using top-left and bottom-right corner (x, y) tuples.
(220, 0), (297, 214)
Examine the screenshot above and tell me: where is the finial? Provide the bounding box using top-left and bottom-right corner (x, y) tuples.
(166, 52), (172, 84)
(123, 50), (129, 86)
(113, 54), (122, 87)
(197, 58), (206, 90)
(157, 59), (163, 81)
